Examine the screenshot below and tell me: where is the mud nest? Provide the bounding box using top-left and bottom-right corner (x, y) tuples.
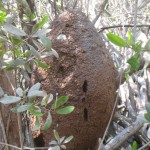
(33, 10), (117, 150)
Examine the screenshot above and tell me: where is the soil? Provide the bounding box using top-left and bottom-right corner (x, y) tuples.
(32, 10), (117, 150)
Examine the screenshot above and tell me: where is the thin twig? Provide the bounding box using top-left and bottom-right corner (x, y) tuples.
(0, 142), (21, 150)
(138, 140), (150, 150)
(0, 109), (9, 150)
(99, 24), (150, 32)
(0, 142), (50, 150)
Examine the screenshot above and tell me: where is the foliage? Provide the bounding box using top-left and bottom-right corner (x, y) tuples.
(106, 31), (150, 77)
(0, 1), (74, 149)
(48, 130), (73, 150)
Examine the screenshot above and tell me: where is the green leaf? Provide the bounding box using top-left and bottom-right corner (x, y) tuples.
(41, 111), (52, 130)
(3, 23), (27, 36)
(40, 35), (52, 50)
(32, 29), (51, 37)
(56, 106), (75, 115)
(144, 113), (150, 122)
(127, 54), (140, 71)
(28, 44), (41, 59)
(63, 136), (73, 144)
(0, 11), (6, 25)
(145, 40), (150, 50)
(28, 82), (41, 92)
(51, 96), (69, 109)
(126, 31), (135, 46)
(132, 141), (137, 150)
(0, 86), (4, 96)
(132, 41), (142, 52)
(106, 33), (127, 47)
(145, 103), (150, 114)
(27, 90), (46, 98)
(54, 130), (60, 141)
(48, 146), (60, 150)
(0, 96), (21, 104)
(41, 94), (53, 107)
(32, 15), (49, 33)
(41, 49), (59, 59)
(17, 104), (31, 112)
(34, 60), (50, 69)
(16, 87), (23, 97)
(29, 105), (43, 116)
(32, 116), (40, 131)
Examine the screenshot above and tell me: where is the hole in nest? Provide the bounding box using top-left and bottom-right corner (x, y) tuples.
(84, 108), (88, 121)
(34, 133), (45, 147)
(82, 97), (86, 102)
(65, 23), (70, 27)
(82, 80), (88, 93)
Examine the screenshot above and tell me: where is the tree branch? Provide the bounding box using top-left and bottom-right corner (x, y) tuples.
(99, 24), (150, 32)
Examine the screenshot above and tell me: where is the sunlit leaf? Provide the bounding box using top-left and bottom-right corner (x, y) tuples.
(132, 141), (137, 150)
(56, 106), (75, 115)
(48, 146), (60, 150)
(54, 130), (60, 141)
(41, 111), (52, 130)
(126, 31), (135, 46)
(63, 136), (73, 144)
(106, 33), (127, 47)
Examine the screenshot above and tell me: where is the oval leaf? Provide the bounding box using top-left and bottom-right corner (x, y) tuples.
(56, 106), (75, 115)
(3, 23), (27, 36)
(28, 44), (41, 59)
(28, 82), (41, 92)
(40, 35), (52, 50)
(0, 96), (21, 104)
(52, 96), (69, 109)
(16, 87), (23, 97)
(42, 111), (52, 130)
(17, 104), (31, 112)
(48, 146), (60, 150)
(106, 33), (127, 47)
(28, 90), (46, 98)
(63, 136), (73, 144)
